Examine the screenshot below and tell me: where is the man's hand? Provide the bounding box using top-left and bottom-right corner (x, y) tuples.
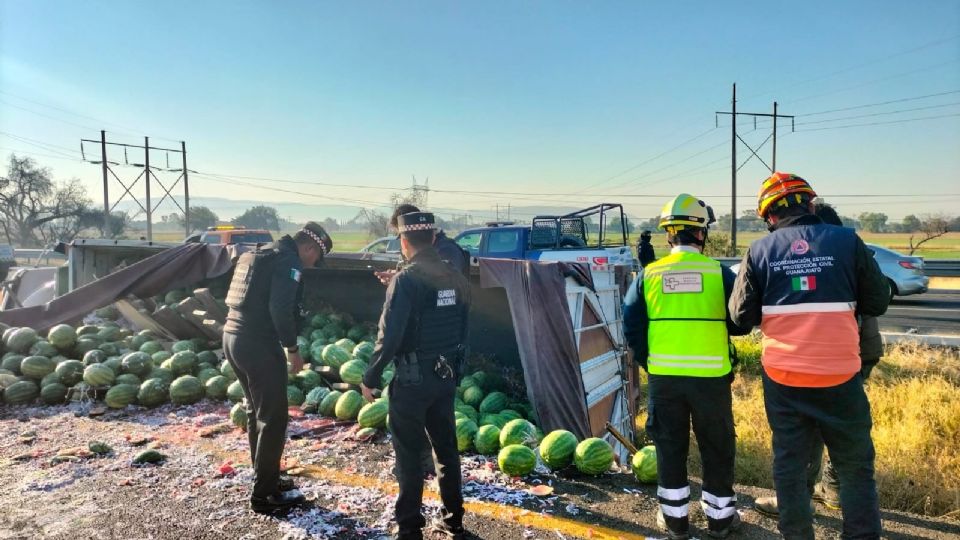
(360, 383), (377, 403)
(374, 269), (398, 286)
(287, 350), (304, 374)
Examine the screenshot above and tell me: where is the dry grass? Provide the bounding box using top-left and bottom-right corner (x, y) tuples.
(636, 335), (960, 519)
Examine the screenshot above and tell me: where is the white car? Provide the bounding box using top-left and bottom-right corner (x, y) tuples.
(359, 236), (401, 262)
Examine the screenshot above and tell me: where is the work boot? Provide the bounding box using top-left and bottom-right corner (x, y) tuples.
(391, 526), (424, 540)
(278, 474), (297, 492)
(656, 510), (689, 540)
(250, 490), (306, 515)
(753, 496), (815, 517)
(427, 518), (466, 539)
(812, 483), (840, 510)
(707, 511), (741, 538)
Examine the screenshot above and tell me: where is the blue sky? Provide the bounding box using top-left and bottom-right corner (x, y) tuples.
(1, 0), (958, 222)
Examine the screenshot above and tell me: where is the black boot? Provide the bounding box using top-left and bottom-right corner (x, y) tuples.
(250, 490), (306, 514)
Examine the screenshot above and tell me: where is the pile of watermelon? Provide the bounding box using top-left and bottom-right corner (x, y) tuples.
(0, 321), (229, 409)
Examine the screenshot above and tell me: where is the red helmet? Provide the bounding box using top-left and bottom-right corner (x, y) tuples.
(757, 172), (817, 218)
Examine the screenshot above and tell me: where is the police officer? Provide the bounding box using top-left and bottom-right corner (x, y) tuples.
(376, 204), (470, 285)
(361, 212), (470, 540)
(637, 230), (656, 268)
(622, 194), (748, 539)
(223, 222), (332, 514)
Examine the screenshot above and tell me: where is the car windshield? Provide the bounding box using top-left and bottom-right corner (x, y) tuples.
(231, 232), (273, 244)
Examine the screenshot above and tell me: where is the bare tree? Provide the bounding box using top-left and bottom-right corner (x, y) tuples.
(0, 155), (91, 247)
(358, 209), (388, 238)
(907, 214), (950, 255)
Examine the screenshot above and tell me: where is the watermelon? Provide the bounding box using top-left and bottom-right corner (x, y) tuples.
(137, 378), (169, 407)
(498, 444), (537, 477)
(115, 373), (142, 386)
(20, 356), (55, 380)
(498, 409), (523, 422)
(0, 373), (18, 389)
(356, 427), (378, 441)
(357, 399), (388, 428)
(169, 375), (204, 404)
(472, 371), (490, 390)
(227, 380), (245, 403)
(334, 390), (364, 420)
(96, 326), (122, 342)
(81, 350), (106, 366)
(169, 351), (197, 376)
(632, 445), (658, 483)
(78, 325), (100, 337)
(94, 306), (119, 320)
(74, 338), (103, 357)
(321, 345), (351, 369)
(455, 418), (479, 453)
(152, 351), (172, 366)
(47, 324), (77, 351)
(539, 430), (578, 471)
(105, 384), (139, 408)
(220, 360), (237, 381)
(121, 352), (153, 377)
(83, 364), (115, 387)
(40, 372), (61, 387)
(574, 438), (614, 475)
(190, 338), (208, 352)
(345, 325), (366, 342)
(479, 391), (509, 414)
(334, 338), (356, 351)
(474, 425), (501, 455)
(499, 419), (538, 448)
(98, 342), (121, 357)
(205, 376), (229, 399)
(318, 390), (342, 417)
(480, 413), (508, 429)
(1, 353), (24, 374)
(295, 369), (323, 391)
(29, 341), (58, 358)
(455, 404), (478, 423)
(353, 341), (375, 362)
(139, 340), (164, 356)
(171, 340), (196, 353)
(339, 359), (367, 386)
(454, 411), (468, 422)
(196, 350), (218, 365)
(301, 386), (330, 413)
(40, 382), (68, 404)
(3, 380), (39, 404)
(459, 375), (478, 389)
(321, 322), (343, 339)
(147, 367), (175, 386)
(230, 402), (248, 430)
(381, 370), (394, 386)
(1, 326), (17, 344)
(463, 386), (484, 408)
(309, 313), (328, 328)
(287, 385), (305, 406)
(196, 368), (220, 385)
(6, 328), (38, 354)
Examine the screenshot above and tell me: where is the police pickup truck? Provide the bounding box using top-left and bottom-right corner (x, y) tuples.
(453, 203), (638, 272)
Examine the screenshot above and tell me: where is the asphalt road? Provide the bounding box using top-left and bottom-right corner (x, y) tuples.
(880, 289), (960, 336)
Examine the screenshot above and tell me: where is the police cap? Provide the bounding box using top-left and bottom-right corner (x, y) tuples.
(396, 212), (436, 234)
(299, 221), (333, 254)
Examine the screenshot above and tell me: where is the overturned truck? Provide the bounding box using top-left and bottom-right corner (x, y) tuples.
(0, 237), (638, 461)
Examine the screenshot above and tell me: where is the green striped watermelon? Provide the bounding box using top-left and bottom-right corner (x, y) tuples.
(287, 385), (305, 406)
(574, 438), (614, 475)
(474, 425), (501, 455)
(137, 378), (169, 408)
(539, 430), (578, 470)
(334, 338), (356, 351)
(147, 367), (175, 386)
(115, 373), (142, 386)
(455, 418), (479, 453)
(20, 356), (55, 380)
(3, 380), (39, 404)
(357, 399), (389, 428)
(227, 380), (245, 403)
(295, 369), (323, 391)
(220, 360), (237, 381)
(479, 391), (509, 414)
(151, 351), (172, 366)
(6, 328), (38, 354)
(498, 409), (523, 422)
(83, 364), (115, 387)
(498, 444), (536, 477)
(632, 445), (658, 483)
(339, 359), (368, 386)
(121, 352), (153, 377)
(169, 375), (204, 405)
(1, 353), (24, 374)
(471, 371), (490, 391)
(47, 324), (77, 351)
(352, 341), (375, 362)
(40, 382), (68, 404)
(463, 386), (484, 408)
(40, 372), (61, 388)
(139, 340), (164, 356)
(321, 344), (351, 369)
(459, 375), (478, 389)
(171, 340), (196, 353)
(301, 386), (330, 413)
(230, 402), (248, 430)
(169, 351), (197, 376)
(334, 390), (364, 421)
(205, 375), (230, 399)
(105, 384), (139, 408)
(318, 390), (342, 417)
(455, 404), (478, 423)
(480, 413), (508, 429)
(499, 419), (538, 448)
(29, 341), (58, 358)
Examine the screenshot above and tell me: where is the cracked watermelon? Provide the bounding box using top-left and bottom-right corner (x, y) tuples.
(499, 419), (538, 448)
(455, 418), (479, 453)
(334, 390), (364, 421)
(498, 444), (536, 477)
(539, 430), (578, 471)
(574, 437), (614, 475)
(474, 425), (501, 455)
(632, 445), (658, 483)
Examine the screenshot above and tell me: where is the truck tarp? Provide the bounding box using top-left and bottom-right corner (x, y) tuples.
(479, 258), (593, 441)
(0, 243), (236, 331)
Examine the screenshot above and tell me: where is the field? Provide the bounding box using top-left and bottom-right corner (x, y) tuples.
(636, 336), (960, 519)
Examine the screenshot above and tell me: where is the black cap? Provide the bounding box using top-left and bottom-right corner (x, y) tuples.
(300, 221), (333, 254)
(396, 212), (436, 234)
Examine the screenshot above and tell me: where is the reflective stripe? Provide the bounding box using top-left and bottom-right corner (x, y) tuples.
(649, 354), (724, 362)
(660, 503), (689, 518)
(646, 267), (722, 277)
(762, 301), (856, 315)
(657, 485), (691, 501)
(701, 503), (737, 520)
(701, 491), (736, 508)
(648, 362), (725, 369)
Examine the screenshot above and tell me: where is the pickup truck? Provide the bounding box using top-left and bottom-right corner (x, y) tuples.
(453, 203), (638, 272)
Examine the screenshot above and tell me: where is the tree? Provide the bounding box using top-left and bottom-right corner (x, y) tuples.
(232, 205), (280, 231)
(80, 210), (129, 239)
(357, 209), (388, 238)
(907, 214), (950, 255)
(0, 155), (92, 247)
(322, 217), (340, 231)
(900, 215), (921, 233)
(858, 212), (888, 233)
(703, 231), (738, 257)
(186, 206), (219, 232)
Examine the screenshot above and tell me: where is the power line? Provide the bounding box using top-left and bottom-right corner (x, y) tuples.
(796, 112), (960, 132)
(783, 59), (960, 105)
(794, 101), (960, 127)
(796, 89), (960, 117)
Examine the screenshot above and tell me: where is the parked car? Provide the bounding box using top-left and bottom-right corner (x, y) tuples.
(360, 236), (401, 255)
(196, 226), (273, 245)
(866, 243), (929, 301)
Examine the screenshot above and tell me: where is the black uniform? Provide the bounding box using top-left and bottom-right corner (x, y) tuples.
(363, 247), (471, 538)
(637, 235), (656, 268)
(434, 230), (470, 278)
(223, 235), (303, 501)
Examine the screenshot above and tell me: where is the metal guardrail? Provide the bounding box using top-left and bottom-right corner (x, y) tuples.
(12, 249), (67, 266)
(717, 257), (959, 277)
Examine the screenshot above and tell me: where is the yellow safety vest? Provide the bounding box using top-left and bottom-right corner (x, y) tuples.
(643, 250), (731, 377)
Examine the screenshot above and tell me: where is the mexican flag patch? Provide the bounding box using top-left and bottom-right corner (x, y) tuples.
(792, 275), (816, 291)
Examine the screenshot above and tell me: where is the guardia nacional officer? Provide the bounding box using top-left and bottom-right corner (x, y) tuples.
(223, 222), (333, 514)
(361, 212), (470, 540)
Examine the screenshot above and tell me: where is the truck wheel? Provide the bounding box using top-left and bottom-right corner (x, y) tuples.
(887, 279), (897, 304)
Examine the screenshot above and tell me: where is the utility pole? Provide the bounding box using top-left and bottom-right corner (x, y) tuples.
(144, 137), (152, 241)
(100, 130), (109, 233)
(716, 86), (794, 255)
(182, 140), (190, 238)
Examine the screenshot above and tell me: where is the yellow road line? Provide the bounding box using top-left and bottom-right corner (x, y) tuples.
(300, 464), (651, 540)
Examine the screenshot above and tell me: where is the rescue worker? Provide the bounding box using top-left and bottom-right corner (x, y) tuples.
(637, 230), (656, 268)
(622, 194), (748, 539)
(753, 200), (884, 517)
(375, 204), (469, 285)
(361, 212), (471, 540)
(729, 173), (889, 540)
(222, 222), (332, 514)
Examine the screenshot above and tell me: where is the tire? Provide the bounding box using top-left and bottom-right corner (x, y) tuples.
(887, 279), (897, 304)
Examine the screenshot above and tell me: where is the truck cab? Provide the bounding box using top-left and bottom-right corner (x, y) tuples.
(199, 226), (273, 245)
(453, 203), (638, 272)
